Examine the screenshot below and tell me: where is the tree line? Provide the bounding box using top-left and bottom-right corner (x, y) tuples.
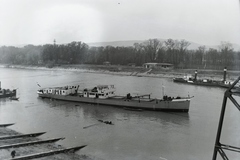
(0, 39), (239, 70)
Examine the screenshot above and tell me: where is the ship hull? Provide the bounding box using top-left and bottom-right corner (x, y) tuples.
(0, 89), (17, 98)
(173, 78), (230, 88)
(38, 94), (190, 112)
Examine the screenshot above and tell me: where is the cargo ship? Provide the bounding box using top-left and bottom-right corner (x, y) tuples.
(0, 81), (17, 98)
(173, 68), (232, 88)
(37, 84), (191, 112)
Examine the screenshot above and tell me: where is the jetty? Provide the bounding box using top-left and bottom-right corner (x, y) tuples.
(0, 123), (87, 160)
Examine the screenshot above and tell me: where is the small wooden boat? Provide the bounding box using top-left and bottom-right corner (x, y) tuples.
(0, 123), (15, 127)
(0, 132), (46, 140)
(0, 137), (64, 149)
(98, 120), (114, 125)
(10, 145), (87, 160)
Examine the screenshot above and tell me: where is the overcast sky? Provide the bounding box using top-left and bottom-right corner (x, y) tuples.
(0, 0), (239, 46)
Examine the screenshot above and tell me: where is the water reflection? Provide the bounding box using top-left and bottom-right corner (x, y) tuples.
(0, 98), (9, 104)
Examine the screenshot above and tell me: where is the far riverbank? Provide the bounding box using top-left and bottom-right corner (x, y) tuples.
(1, 64), (239, 81)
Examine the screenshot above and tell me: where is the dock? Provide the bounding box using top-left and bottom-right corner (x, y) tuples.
(0, 123), (88, 160)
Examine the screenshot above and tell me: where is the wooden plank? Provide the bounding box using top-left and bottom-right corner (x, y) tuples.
(0, 137), (64, 149)
(0, 132), (46, 140)
(0, 123), (15, 127)
(9, 145), (87, 160)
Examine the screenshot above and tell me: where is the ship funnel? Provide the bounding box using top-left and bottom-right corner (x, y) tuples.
(223, 67), (227, 82)
(194, 70), (198, 81)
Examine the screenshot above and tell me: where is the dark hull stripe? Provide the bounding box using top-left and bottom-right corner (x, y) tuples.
(39, 94), (190, 112)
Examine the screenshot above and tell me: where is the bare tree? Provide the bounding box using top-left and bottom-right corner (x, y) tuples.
(219, 41), (234, 67)
(141, 39), (164, 62)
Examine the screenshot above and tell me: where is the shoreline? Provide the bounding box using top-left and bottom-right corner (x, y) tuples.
(1, 64), (239, 81)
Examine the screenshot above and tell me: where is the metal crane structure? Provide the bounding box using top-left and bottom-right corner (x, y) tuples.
(212, 76), (240, 160)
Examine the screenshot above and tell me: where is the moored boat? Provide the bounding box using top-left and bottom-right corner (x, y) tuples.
(173, 68), (233, 88)
(37, 84), (191, 112)
(0, 81), (17, 98)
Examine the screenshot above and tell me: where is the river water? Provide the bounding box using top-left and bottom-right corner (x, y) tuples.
(0, 67), (240, 160)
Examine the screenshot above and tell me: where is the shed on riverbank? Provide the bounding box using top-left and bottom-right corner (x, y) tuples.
(143, 63), (174, 70)
(103, 61), (111, 66)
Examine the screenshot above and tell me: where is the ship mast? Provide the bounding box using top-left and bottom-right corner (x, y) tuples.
(162, 83), (165, 97)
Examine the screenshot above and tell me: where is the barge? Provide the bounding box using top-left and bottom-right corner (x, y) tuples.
(37, 84), (191, 112)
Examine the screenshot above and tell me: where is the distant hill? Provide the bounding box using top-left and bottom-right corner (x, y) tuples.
(201, 43), (240, 51)
(87, 39), (240, 51)
(1, 39), (239, 51)
(87, 40), (144, 48)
